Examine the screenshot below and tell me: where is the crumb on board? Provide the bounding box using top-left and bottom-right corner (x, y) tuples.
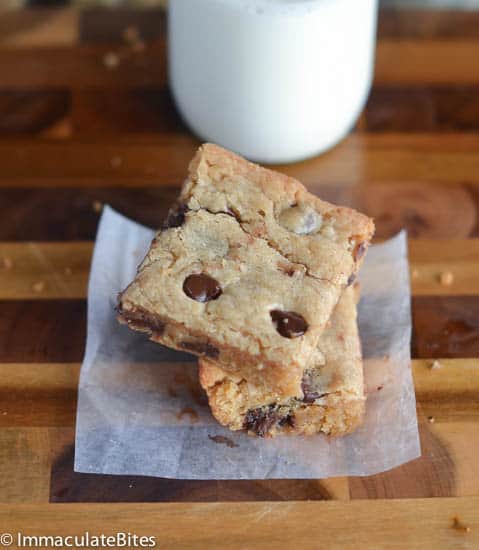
(208, 435), (239, 449)
(32, 281), (45, 293)
(103, 51), (120, 69)
(411, 268), (419, 279)
(452, 516), (471, 533)
(1, 257), (13, 270)
(110, 156), (123, 169)
(439, 271), (454, 286)
(92, 200), (103, 213)
(123, 26), (140, 44)
(428, 416), (435, 424)
(430, 359), (442, 370)
(64, 267), (73, 276)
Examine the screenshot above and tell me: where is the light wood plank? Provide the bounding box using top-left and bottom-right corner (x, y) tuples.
(1, 359), (477, 427)
(414, 358), (479, 420)
(0, 364), (78, 427)
(0, 499), (478, 549)
(409, 240), (479, 296)
(2, 240), (479, 299)
(0, 134), (478, 188)
(0, 243), (91, 300)
(0, 428), (51, 504)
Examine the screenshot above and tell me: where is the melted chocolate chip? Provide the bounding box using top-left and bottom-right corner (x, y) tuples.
(354, 242), (367, 262)
(183, 274), (222, 303)
(163, 203), (188, 229)
(208, 435), (239, 448)
(243, 407), (278, 437)
(180, 340), (220, 359)
(120, 307), (165, 335)
(278, 414), (295, 428)
(270, 310), (308, 338)
(347, 273), (356, 286)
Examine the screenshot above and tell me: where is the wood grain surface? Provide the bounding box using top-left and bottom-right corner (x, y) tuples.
(0, 499), (478, 549)
(0, 6), (479, 547)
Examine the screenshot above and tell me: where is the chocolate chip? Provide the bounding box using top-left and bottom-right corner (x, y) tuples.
(163, 203), (188, 229)
(278, 414), (295, 428)
(270, 310), (308, 338)
(354, 242), (366, 262)
(180, 340), (220, 359)
(243, 407), (278, 437)
(120, 307), (165, 335)
(347, 273), (356, 286)
(183, 274), (222, 303)
(208, 435), (239, 448)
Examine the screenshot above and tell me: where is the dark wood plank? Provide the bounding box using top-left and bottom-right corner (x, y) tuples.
(0, 90), (70, 136)
(0, 300), (86, 363)
(378, 9), (479, 40)
(412, 296), (479, 359)
(349, 182), (477, 240)
(1, 297), (478, 363)
(0, 44), (167, 89)
(79, 8), (166, 44)
(2, 84), (477, 139)
(1, 182), (477, 242)
(71, 88), (186, 136)
(0, 187), (181, 241)
(364, 86), (479, 133)
(67, 85), (479, 137)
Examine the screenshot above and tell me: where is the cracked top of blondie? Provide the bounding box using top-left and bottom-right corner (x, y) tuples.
(118, 144), (374, 397)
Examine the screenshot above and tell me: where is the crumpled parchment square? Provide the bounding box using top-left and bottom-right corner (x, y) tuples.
(74, 206), (420, 479)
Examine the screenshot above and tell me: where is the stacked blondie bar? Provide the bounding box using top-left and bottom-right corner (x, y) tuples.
(118, 144), (375, 437)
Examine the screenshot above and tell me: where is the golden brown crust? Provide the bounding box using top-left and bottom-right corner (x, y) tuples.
(119, 144), (374, 398)
(189, 143), (374, 239)
(184, 143), (375, 284)
(199, 286), (365, 437)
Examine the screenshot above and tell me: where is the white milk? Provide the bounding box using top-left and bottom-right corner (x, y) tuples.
(168, 0), (378, 163)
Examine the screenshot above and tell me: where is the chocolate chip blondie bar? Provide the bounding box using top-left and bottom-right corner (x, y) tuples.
(118, 144), (374, 397)
(199, 285), (365, 437)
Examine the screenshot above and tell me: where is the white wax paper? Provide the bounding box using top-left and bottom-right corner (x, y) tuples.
(74, 206), (420, 479)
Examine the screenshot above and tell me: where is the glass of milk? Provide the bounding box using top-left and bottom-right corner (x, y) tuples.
(168, 0), (378, 164)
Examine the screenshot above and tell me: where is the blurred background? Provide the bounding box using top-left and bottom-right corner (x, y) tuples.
(2, 0), (479, 7)
(0, 0), (479, 9)
(1, 0), (479, 509)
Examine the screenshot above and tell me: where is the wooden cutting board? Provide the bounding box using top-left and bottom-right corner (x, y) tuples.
(0, 6), (478, 549)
